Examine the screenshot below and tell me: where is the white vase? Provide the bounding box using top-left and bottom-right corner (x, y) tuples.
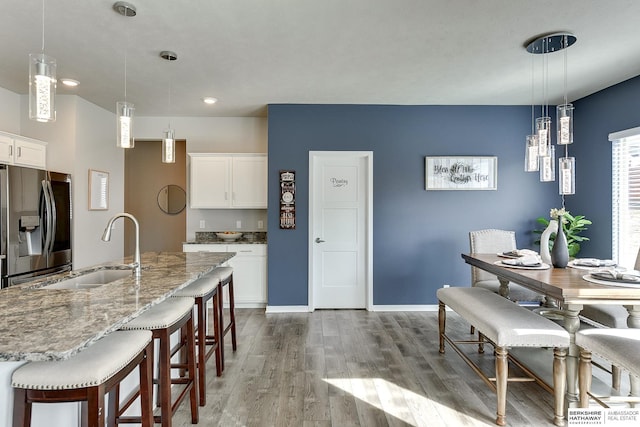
(540, 219), (558, 265)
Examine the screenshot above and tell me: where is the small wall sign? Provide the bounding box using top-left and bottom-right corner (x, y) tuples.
(425, 156), (497, 190)
(279, 170), (296, 229)
(88, 169), (109, 210)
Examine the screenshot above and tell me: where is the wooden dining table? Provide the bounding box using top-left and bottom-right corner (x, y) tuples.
(462, 253), (640, 405)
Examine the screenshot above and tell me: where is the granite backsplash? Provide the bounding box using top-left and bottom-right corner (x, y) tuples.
(194, 231), (267, 243)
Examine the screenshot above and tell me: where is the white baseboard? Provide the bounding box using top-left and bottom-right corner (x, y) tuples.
(370, 305), (439, 312)
(264, 305), (440, 313)
(265, 305), (310, 313)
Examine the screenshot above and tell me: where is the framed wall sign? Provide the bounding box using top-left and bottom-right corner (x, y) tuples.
(425, 156), (497, 190)
(279, 170), (296, 229)
(88, 169), (109, 210)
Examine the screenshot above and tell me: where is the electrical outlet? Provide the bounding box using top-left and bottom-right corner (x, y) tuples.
(236, 220), (242, 229)
(257, 220), (264, 229)
(199, 220), (205, 229)
(443, 284), (450, 288)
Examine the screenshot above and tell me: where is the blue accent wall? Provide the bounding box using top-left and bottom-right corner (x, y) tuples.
(267, 104), (559, 306)
(570, 75), (640, 259)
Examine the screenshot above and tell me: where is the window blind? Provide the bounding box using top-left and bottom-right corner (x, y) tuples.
(611, 130), (640, 268)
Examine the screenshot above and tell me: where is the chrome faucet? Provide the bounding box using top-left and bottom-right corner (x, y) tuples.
(101, 212), (141, 278)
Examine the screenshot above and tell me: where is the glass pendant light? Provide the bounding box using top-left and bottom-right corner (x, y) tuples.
(536, 116), (551, 157)
(525, 32), (577, 187)
(160, 51), (177, 163)
(557, 35), (574, 146)
(116, 101), (134, 148)
(540, 145), (555, 182)
(162, 129), (175, 163)
(524, 56), (539, 172)
(558, 34), (576, 195)
(557, 104), (574, 145)
(29, 0), (56, 122)
(525, 134), (539, 172)
(114, 2), (136, 149)
(559, 156), (575, 195)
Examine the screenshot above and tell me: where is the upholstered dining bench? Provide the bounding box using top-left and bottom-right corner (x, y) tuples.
(577, 328), (640, 408)
(437, 286), (570, 427)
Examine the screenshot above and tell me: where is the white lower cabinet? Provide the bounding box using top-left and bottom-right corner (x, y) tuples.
(183, 243), (267, 307)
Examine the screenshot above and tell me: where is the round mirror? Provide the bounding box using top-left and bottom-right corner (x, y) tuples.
(157, 185), (186, 215)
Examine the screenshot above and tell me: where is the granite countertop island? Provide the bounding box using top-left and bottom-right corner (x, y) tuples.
(0, 251), (234, 362)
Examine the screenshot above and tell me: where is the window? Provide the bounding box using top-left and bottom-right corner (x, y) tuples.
(611, 127), (640, 268)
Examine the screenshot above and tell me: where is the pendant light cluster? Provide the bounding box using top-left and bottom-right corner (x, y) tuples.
(28, 1), (182, 164)
(114, 1), (136, 149)
(524, 33), (577, 196)
(29, 0), (56, 123)
(160, 50), (177, 163)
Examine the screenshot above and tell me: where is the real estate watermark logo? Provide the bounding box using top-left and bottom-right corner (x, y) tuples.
(568, 408), (639, 426)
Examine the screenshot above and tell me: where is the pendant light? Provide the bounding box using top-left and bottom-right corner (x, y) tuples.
(557, 34), (576, 195)
(29, 0), (56, 122)
(525, 33), (577, 186)
(114, 2), (136, 149)
(524, 56), (539, 172)
(160, 51), (177, 163)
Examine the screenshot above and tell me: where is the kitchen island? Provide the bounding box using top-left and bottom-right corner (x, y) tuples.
(0, 251), (234, 427)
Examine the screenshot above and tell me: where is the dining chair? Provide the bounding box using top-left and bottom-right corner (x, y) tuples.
(577, 247), (640, 389)
(468, 229), (545, 335)
(469, 229), (545, 303)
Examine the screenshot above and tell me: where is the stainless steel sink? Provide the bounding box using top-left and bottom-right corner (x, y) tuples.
(34, 269), (132, 290)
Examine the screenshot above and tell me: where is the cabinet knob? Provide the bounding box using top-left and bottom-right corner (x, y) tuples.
(315, 238), (325, 243)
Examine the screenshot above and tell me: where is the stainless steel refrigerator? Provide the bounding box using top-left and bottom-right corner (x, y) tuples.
(1, 164), (72, 288)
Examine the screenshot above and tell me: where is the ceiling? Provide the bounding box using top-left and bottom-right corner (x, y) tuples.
(1, 0), (639, 118)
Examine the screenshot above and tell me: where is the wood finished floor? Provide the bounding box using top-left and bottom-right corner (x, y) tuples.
(170, 309), (565, 427)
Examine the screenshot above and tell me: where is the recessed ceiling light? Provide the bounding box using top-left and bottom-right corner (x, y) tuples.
(202, 97), (218, 105)
(61, 78), (80, 87)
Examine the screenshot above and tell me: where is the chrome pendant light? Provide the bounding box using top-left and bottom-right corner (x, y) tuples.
(160, 51), (177, 163)
(525, 33), (577, 189)
(524, 56), (539, 172)
(29, 0), (56, 122)
(114, 2), (136, 149)
(557, 34), (575, 195)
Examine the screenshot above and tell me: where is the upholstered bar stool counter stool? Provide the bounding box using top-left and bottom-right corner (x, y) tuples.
(209, 267), (237, 369)
(115, 297), (198, 427)
(11, 330), (154, 427)
(173, 272), (222, 406)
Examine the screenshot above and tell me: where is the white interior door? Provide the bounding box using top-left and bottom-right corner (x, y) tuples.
(309, 151), (372, 309)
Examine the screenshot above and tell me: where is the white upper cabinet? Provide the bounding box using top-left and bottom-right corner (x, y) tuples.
(189, 153), (267, 209)
(189, 155), (231, 208)
(231, 156), (268, 208)
(0, 132), (47, 169)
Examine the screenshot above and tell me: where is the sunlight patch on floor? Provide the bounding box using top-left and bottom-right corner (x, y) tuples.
(323, 377), (493, 426)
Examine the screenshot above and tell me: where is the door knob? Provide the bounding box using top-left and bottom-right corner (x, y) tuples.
(315, 238), (325, 243)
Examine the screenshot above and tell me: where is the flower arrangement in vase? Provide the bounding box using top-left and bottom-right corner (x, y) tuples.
(534, 208), (592, 258)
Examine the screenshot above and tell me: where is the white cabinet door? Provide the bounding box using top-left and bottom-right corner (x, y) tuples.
(0, 134), (13, 164)
(231, 156), (267, 208)
(0, 133), (47, 168)
(227, 256), (266, 305)
(13, 138), (47, 169)
(189, 155), (231, 208)
(183, 243), (267, 307)
(188, 154), (267, 209)
(226, 244), (267, 305)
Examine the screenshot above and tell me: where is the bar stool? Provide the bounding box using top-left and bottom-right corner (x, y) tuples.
(209, 267), (237, 368)
(115, 297), (198, 427)
(173, 272), (222, 406)
(11, 330), (154, 427)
